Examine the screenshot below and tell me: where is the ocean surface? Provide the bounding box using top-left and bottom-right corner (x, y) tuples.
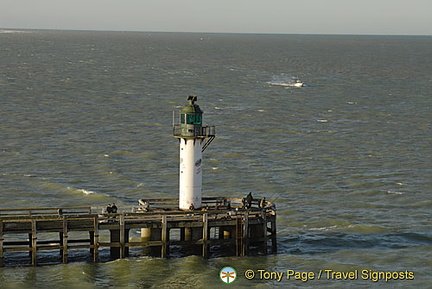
(0, 30), (431, 288)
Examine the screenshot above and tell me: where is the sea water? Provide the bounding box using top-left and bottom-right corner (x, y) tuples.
(0, 30), (431, 288)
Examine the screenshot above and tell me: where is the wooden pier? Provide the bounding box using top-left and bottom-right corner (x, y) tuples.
(0, 197), (276, 266)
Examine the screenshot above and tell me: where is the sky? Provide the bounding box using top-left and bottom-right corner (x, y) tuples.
(1, 0), (431, 35)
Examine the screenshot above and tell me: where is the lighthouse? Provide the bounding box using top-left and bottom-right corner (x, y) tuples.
(173, 96), (215, 210)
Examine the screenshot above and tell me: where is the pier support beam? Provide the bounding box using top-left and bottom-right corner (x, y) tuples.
(219, 226), (233, 239)
(153, 228), (162, 256)
(141, 228), (151, 242)
(270, 217), (277, 253)
(161, 215), (169, 258)
(119, 215), (129, 258)
(249, 213), (267, 255)
(262, 213), (268, 255)
(62, 218), (68, 264)
(140, 227), (154, 255)
(91, 215), (99, 262)
(202, 214), (209, 258)
(223, 229), (231, 239)
(242, 214), (249, 256)
(110, 230), (129, 258)
(145, 227), (162, 256)
(184, 227), (201, 241)
(183, 227), (192, 241)
(29, 220), (37, 265)
(110, 230), (120, 259)
(183, 227), (202, 256)
(0, 220), (3, 267)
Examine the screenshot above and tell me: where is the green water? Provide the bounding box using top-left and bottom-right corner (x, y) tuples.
(0, 30), (431, 288)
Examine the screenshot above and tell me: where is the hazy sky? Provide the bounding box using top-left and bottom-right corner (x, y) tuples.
(1, 0), (431, 35)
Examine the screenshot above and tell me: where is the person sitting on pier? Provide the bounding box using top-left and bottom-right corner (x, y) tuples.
(106, 204), (113, 214)
(111, 203), (118, 213)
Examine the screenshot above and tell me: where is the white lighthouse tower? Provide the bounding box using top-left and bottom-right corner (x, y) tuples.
(173, 96), (215, 210)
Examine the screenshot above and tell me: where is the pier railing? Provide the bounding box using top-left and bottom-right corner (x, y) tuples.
(0, 207), (92, 217)
(137, 196), (274, 212)
(0, 197), (275, 218)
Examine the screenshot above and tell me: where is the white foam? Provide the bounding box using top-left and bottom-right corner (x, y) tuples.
(308, 225), (340, 231)
(387, 190), (404, 195)
(78, 189), (96, 195)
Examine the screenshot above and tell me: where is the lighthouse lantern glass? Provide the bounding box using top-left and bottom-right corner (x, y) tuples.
(181, 113), (202, 125)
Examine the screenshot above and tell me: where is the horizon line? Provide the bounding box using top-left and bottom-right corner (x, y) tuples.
(1, 27), (431, 37)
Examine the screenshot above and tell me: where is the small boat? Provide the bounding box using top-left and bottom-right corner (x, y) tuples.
(268, 77), (305, 87)
(291, 79), (305, 87)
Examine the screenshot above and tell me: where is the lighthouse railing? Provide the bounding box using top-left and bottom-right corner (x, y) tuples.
(173, 125), (215, 138)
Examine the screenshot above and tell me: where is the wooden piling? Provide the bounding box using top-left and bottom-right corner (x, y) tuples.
(235, 217), (242, 256)
(270, 216), (277, 253)
(0, 220), (3, 267)
(242, 214), (249, 256)
(119, 215), (125, 259)
(262, 212), (268, 255)
(202, 214), (209, 258)
(62, 217), (68, 264)
(161, 215), (168, 258)
(110, 229), (120, 259)
(90, 215), (99, 262)
(31, 220), (37, 266)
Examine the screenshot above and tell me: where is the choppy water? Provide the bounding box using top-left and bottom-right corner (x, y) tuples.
(0, 30), (431, 288)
